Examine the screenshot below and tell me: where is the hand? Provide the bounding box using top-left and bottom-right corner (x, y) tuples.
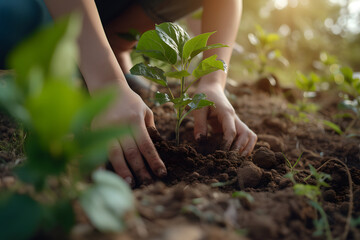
(193, 82), (257, 156)
(93, 83), (167, 187)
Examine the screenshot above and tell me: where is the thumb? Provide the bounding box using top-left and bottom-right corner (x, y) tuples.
(193, 107), (208, 140)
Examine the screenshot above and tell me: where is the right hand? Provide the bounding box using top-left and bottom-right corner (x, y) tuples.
(93, 82), (167, 187)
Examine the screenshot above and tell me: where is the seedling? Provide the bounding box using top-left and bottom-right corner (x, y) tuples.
(337, 67), (360, 135)
(130, 22), (227, 145)
(243, 25), (288, 77)
(292, 164), (333, 240)
(283, 152), (303, 184)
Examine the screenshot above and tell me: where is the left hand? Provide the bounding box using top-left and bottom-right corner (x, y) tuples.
(193, 82), (257, 156)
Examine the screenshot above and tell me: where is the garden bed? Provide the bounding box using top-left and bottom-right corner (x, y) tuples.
(1, 82), (359, 240)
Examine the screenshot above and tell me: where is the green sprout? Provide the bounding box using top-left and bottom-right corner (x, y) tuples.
(293, 164), (333, 240)
(130, 22), (227, 145)
(244, 25), (288, 76)
(283, 152), (303, 184)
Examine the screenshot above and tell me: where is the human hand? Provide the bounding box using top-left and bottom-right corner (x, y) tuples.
(93, 83), (167, 187)
(193, 82), (257, 156)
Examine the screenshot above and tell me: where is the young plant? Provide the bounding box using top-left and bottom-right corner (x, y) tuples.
(0, 14), (134, 239)
(130, 22), (227, 145)
(337, 67), (360, 135)
(283, 152), (303, 184)
(244, 25), (288, 77)
(292, 164), (333, 240)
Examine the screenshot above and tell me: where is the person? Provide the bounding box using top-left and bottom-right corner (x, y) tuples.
(1, 0), (257, 187)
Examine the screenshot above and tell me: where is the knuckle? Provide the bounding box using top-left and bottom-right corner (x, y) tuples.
(124, 147), (140, 160)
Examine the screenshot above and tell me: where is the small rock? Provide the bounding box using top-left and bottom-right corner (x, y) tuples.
(237, 161), (263, 188)
(253, 147), (277, 169)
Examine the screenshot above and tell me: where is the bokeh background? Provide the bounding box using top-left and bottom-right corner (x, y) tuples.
(227, 0), (360, 86)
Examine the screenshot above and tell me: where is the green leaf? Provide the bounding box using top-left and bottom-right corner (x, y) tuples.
(192, 55), (226, 79)
(265, 33), (280, 44)
(322, 120), (343, 135)
(155, 22), (190, 56)
(26, 80), (85, 145)
(171, 93), (192, 108)
(293, 183), (320, 201)
(136, 30), (177, 64)
(155, 91), (171, 105)
(164, 70), (190, 79)
(232, 191), (254, 203)
(9, 14), (81, 91)
(341, 67), (353, 84)
(0, 74), (30, 124)
(130, 63), (167, 87)
(71, 88), (116, 134)
(188, 93), (214, 110)
(182, 31), (215, 61)
(80, 170), (134, 232)
(0, 194), (43, 240)
(189, 43), (228, 60)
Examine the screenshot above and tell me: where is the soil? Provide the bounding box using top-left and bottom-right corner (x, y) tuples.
(1, 80), (359, 240)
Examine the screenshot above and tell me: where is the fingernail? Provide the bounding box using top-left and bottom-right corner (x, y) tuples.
(125, 177), (133, 187)
(241, 151), (248, 157)
(157, 168), (167, 177)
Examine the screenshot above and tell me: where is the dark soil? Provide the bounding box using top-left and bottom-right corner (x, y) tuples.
(1, 81), (359, 240)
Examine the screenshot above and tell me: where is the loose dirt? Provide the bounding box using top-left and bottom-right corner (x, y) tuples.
(1, 81), (359, 240)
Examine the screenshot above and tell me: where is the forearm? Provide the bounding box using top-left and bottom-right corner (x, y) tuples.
(200, 0), (242, 88)
(44, 0), (126, 93)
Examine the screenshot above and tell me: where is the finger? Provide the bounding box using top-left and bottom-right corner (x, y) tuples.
(241, 132), (258, 157)
(119, 134), (153, 183)
(231, 117), (250, 152)
(193, 107), (208, 140)
(221, 114), (236, 151)
(144, 107), (155, 128)
(135, 122), (167, 178)
(108, 141), (134, 187)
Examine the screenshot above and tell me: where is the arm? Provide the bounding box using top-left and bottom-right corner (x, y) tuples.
(44, 0), (167, 185)
(193, 0), (257, 155)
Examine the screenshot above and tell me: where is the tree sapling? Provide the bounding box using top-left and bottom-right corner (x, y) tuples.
(130, 22), (228, 145)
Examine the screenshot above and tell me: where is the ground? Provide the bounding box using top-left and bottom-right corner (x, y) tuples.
(0, 79), (359, 240)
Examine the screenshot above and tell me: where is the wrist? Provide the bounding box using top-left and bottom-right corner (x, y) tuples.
(197, 70), (227, 90)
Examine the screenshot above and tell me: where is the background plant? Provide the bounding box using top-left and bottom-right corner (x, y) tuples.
(0, 14), (134, 239)
(130, 22), (227, 145)
(239, 25), (288, 78)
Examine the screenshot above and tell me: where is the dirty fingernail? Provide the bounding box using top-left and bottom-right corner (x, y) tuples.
(241, 151), (248, 157)
(157, 168), (167, 177)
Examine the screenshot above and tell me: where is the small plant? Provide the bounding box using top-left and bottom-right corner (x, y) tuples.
(244, 25), (288, 77)
(286, 162), (333, 240)
(337, 67), (360, 135)
(283, 152), (303, 184)
(0, 14), (134, 239)
(130, 22), (227, 145)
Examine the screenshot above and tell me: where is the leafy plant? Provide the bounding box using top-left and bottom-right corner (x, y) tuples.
(283, 152), (303, 184)
(337, 67), (360, 134)
(130, 22), (227, 145)
(0, 14), (134, 239)
(289, 164), (333, 240)
(244, 25), (288, 76)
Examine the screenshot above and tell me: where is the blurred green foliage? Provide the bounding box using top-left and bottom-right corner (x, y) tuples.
(0, 14), (134, 239)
